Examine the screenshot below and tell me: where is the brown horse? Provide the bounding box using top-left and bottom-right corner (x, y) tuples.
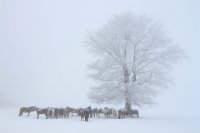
(63, 108), (70, 118)
(66, 107), (77, 116)
(19, 106), (37, 117)
(103, 107), (112, 118)
(97, 108), (104, 118)
(97, 108), (112, 118)
(36, 108), (50, 119)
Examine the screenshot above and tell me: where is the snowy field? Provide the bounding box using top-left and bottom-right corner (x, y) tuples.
(0, 108), (199, 133)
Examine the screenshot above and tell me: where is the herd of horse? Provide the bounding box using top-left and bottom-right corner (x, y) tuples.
(19, 106), (139, 122)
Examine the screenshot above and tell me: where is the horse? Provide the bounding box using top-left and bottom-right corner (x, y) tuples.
(59, 108), (65, 118)
(63, 108), (70, 118)
(103, 107), (112, 118)
(47, 108), (55, 119)
(36, 108), (50, 119)
(78, 108), (90, 122)
(118, 108), (128, 119)
(54, 108), (60, 119)
(19, 106), (37, 117)
(111, 108), (117, 119)
(97, 108), (104, 118)
(84, 109), (90, 122)
(77, 108), (85, 120)
(66, 107), (77, 116)
(97, 107), (112, 118)
(92, 108), (98, 117)
(129, 109), (139, 118)
(86, 106), (93, 118)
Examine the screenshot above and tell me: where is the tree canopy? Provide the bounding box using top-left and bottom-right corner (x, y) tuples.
(86, 13), (184, 107)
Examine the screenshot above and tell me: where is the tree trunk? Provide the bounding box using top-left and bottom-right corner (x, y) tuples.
(123, 39), (132, 113)
(125, 98), (131, 110)
(123, 65), (132, 114)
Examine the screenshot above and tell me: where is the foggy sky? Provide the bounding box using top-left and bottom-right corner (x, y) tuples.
(0, 0), (199, 117)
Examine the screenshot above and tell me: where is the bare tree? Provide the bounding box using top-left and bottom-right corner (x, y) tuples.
(86, 13), (184, 111)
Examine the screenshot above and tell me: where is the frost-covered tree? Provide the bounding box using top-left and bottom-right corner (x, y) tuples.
(86, 13), (184, 110)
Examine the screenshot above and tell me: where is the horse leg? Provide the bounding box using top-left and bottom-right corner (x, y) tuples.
(46, 113), (48, 119)
(37, 113), (39, 119)
(19, 110), (22, 116)
(67, 112), (69, 118)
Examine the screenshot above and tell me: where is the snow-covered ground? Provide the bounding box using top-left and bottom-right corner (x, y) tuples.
(0, 108), (199, 133)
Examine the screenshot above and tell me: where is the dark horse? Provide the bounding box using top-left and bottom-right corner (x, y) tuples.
(19, 106), (37, 117)
(130, 109), (139, 118)
(78, 108), (90, 122)
(84, 109), (90, 122)
(118, 109), (128, 119)
(87, 106), (93, 118)
(118, 108), (139, 119)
